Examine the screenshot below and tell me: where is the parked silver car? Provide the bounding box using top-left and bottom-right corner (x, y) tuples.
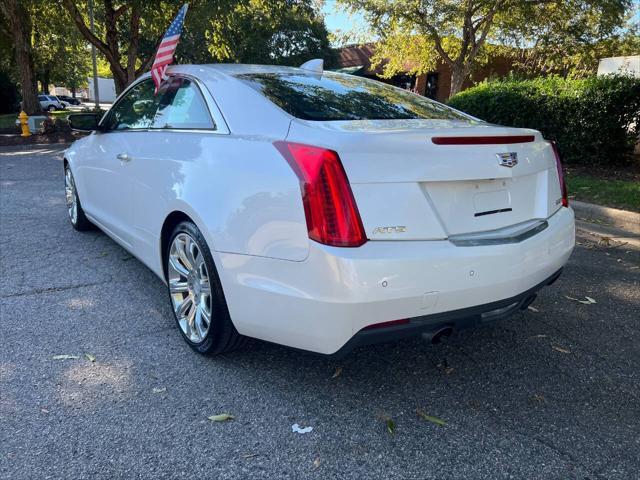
(38, 95), (65, 112)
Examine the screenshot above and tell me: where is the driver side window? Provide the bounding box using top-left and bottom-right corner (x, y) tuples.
(103, 80), (159, 131)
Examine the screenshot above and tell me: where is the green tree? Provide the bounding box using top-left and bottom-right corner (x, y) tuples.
(63, 0), (188, 94)
(63, 0), (331, 94)
(32, 1), (91, 96)
(338, 0), (632, 98)
(195, 0), (332, 66)
(0, 0), (41, 114)
(502, 5), (640, 77)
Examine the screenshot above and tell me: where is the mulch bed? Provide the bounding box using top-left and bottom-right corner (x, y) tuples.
(0, 131), (87, 147)
(565, 153), (640, 183)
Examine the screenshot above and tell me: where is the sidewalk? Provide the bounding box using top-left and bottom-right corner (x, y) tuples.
(572, 200), (640, 236)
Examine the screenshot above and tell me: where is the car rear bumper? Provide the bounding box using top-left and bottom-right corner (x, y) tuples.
(331, 268), (562, 357)
(219, 207), (575, 354)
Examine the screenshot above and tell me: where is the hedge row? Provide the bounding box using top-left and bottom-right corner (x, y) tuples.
(447, 75), (640, 165)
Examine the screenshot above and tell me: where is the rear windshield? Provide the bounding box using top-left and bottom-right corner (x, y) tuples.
(236, 71), (469, 121)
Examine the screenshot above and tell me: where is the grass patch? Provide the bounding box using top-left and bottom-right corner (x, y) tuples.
(0, 113), (18, 129)
(566, 173), (640, 212)
(50, 110), (74, 121)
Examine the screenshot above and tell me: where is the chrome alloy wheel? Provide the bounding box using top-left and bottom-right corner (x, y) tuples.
(168, 233), (212, 343)
(65, 168), (77, 224)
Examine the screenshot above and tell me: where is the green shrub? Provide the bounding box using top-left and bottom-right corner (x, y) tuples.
(448, 75), (640, 165)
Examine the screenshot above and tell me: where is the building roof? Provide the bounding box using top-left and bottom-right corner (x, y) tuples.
(334, 43), (382, 75)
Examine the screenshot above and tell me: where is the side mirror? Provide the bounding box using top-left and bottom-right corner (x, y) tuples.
(67, 113), (102, 132)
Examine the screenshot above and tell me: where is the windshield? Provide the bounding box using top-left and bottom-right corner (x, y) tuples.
(236, 71), (470, 122)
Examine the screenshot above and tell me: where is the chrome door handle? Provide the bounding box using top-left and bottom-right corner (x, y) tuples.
(116, 153), (131, 162)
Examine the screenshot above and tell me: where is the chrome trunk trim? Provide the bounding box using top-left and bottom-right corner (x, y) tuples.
(449, 219), (548, 247)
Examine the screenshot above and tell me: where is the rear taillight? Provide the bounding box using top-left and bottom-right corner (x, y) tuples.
(551, 142), (569, 208)
(274, 141), (367, 247)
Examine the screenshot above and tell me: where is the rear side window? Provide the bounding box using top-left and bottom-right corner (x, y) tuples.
(236, 72), (469, 121)
(152, 77), (214, 130)
(38, 96), (47, 101)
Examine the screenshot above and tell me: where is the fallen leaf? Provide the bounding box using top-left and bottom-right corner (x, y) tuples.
(84, 353), (96, 362)
(52, 354), (80, 360)
(467, 400), (481, 409)
(552, 345), (571, 354)
(566, 295), (596, 305)
(578, 296), (596, 304)
(532, 394), (545, 403)
(416, 409), (446, 426)
(386, 418), (396, 434)
(41, 408), (49, 414)
(599, 236), (612, 246)
(208, 413), (234, 422)
(313, 457), (321, 469)
(331, 366), (343, 379)
(527, 306), (539, 312)
(242, 453), (259, 459)
(152, 387), (166, 394)
(444, 367), (455, 375)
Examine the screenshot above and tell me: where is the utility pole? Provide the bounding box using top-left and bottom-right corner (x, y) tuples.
(89, 0), (99, 110)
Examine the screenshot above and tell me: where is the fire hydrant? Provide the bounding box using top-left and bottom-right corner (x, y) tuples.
(18, 111), (31, 137)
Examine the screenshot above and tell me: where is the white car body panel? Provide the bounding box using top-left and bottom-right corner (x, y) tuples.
(65, 64), (575, 354)
(220, 207), (574, 354)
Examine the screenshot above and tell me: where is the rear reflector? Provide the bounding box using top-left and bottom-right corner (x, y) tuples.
(432, 135), (535, 145)
(274, 141), (367, 247)
(364, 319), (410, 330)
(551, 142), (569, 207)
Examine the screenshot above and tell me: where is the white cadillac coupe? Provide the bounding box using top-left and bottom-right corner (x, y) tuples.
(64, 61), (575, 356)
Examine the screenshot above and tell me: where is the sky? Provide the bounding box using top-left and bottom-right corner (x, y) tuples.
(321, 0), (368, 38)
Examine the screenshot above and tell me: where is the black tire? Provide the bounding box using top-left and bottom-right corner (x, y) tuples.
(166, 221), (247, 355)
(47, 105), (55, 112)
(64, 165), (93, 231)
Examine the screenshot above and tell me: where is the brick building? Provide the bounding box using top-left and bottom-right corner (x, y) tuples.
(333, 43), (513, 102)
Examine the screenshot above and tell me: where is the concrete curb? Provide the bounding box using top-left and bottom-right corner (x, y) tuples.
(572, 200), (640, 235)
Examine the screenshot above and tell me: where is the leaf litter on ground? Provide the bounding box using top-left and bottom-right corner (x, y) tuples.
(292, 423), (313, 434)
(416, 409), (446, 426)
(208, 413), (234, 422)
(565, 295), (597, 305)
(386, 418), (396, 434)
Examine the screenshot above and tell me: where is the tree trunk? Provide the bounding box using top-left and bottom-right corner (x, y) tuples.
(0, 0), (41, 115)
(42, 69), (50, 94)
(449, 64), (467, 99)
(111, 66), (128, 95)
(63, 0), (151, 96)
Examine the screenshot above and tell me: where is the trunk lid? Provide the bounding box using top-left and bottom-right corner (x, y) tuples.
(286, 119), (564, 240)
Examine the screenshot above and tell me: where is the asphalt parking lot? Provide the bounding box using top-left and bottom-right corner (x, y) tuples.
(1, 145), (639, 480)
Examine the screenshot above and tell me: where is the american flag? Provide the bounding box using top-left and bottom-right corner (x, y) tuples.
(151, 4), (188, 93)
